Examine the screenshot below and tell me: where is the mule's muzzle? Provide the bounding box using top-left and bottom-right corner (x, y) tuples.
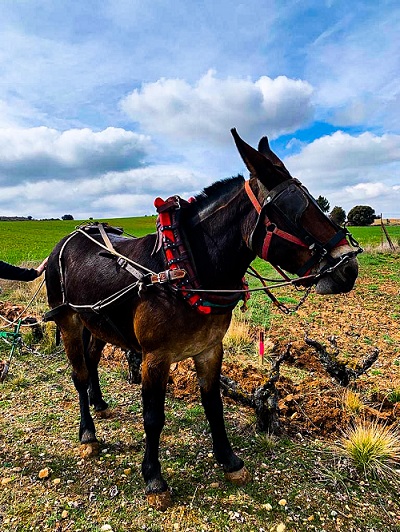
(315, 250), (359, 295)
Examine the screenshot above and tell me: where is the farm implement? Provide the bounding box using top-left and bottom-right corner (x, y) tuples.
(0, 319), (22, 382)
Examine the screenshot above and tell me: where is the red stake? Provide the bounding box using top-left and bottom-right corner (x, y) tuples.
(259, 330), (265, 364)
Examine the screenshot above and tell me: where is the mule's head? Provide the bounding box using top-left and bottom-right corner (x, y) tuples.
(231, 129), (360, 295)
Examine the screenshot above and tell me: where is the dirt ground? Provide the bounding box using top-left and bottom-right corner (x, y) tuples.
(2, 260), (396, 443)
(91, 264), (399, 441)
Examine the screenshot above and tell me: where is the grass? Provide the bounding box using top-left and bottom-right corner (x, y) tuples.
(1, 218), (400, 530)
(341, 420), (400, 480)
(0, 312), (399, 531)
(342, 390), (364, 415)
(388, 388), (400, 404)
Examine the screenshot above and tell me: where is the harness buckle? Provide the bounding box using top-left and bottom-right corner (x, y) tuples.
(150, 269), (187, 284)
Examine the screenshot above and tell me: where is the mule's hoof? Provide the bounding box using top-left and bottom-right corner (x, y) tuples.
(147, 490), (172, 511)
(95, 408), (112, 419)
(224, 466), (252, 486)
(79, 441), (100, 458)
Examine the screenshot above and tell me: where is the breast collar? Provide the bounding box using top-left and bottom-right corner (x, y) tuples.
(154, 195), (248, 315)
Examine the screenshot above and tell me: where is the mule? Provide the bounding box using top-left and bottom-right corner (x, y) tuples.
(45, 129), (359, 510)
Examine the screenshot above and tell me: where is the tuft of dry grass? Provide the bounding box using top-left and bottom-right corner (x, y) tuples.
(223, 318), (255, 356)
(342, 389), (364, 415)
(341, 419), (400, 479)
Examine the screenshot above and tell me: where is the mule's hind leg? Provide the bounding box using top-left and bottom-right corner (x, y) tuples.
(141, 353), (171, 511)
(60, 317), (99, 457)
(83, 330), (110, 417)
(194, 344), (251, 485)
(125, 348), (142, 384)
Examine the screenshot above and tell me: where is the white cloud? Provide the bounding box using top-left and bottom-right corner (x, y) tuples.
(287, 131), (400, 175)
(344, 182), (398, 200)
(0, 164), (204, 219)
(285, 131), (400, 215)
(0, 127), (152, 182)
(121, 70), (314, 144)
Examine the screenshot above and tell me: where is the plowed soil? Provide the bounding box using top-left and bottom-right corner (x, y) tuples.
(1, 261), (399, 441)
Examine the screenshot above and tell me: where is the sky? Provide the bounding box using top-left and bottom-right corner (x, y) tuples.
(0, 0), (399, 220)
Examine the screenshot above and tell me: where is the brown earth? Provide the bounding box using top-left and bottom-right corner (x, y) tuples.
(1, 267), (399, 441)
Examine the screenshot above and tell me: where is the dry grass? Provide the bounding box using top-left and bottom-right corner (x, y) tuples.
(223, 318), (255, 356)
(341, 419), (400, 479)
(342, 389), (364, 416)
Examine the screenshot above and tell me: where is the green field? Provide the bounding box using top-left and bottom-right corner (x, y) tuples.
(0, 217), (157, 264)
(0, 218), (398, 265)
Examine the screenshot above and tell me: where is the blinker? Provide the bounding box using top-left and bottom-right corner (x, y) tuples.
(245, 177), (362, 279)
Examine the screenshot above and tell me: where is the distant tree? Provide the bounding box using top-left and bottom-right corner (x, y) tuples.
(316, 195), (330, 213)
(347, 205), (376, 226)
(62, 214), (74, 220)
(329, 206), (346, 226)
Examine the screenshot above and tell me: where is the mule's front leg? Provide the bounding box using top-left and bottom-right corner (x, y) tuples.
(141, 353), (171, 511)
(194, 344), (251, 485)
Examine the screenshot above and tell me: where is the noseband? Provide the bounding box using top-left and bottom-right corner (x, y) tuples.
(244, 179), (362, 278)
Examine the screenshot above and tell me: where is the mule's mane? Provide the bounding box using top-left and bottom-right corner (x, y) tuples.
(193, 175), (244, 211)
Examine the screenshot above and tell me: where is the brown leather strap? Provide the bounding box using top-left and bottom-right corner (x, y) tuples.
(98, 223), (116, 253)
(150, 269), (186, 284)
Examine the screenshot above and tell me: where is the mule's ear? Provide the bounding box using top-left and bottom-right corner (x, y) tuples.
(231, 128), (287, 188)
(258, 136), (289, 173)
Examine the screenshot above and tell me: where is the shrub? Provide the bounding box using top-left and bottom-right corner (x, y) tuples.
(347, 205), (376, 226)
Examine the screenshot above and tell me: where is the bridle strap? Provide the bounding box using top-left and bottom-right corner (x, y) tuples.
(244, 180), (262, 214)
(244, 179), (352, 277)
(261, 224), (309, 261)
(245, 180), (309, 260)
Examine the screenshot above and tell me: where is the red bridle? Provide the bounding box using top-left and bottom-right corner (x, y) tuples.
(244, 180), (348, 277)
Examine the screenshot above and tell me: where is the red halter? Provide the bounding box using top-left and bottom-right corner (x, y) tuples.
(244, 180), (309, 261)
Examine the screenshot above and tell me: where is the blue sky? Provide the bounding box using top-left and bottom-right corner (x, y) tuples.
(0, 0), (399, 219)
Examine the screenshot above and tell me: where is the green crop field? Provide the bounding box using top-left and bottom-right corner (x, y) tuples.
(0, 217), (157, 264)
(0, 218), (398, 266)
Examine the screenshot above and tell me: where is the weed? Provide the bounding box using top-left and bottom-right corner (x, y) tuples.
(254, 432), (279, 453)
(7, 375), (31, 390)
(387, 387), (400, 404)
(342, 389), (364, 415)
(223, 318), (255, 356)
(341, 420), (400, 479)
(383, 334), (395, 345)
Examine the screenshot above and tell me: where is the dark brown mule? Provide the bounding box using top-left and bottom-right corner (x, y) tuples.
(45, 130), (359, 510)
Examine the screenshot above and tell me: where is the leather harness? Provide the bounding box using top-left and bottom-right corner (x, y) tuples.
(154, 195), (249, 315)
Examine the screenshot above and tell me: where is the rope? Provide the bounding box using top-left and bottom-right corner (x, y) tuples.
(0, 277), (46, 329)
(68, 279), (141, 311)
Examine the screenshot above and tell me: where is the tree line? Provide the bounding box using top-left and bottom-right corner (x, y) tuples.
(316, 196), (376, 226)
